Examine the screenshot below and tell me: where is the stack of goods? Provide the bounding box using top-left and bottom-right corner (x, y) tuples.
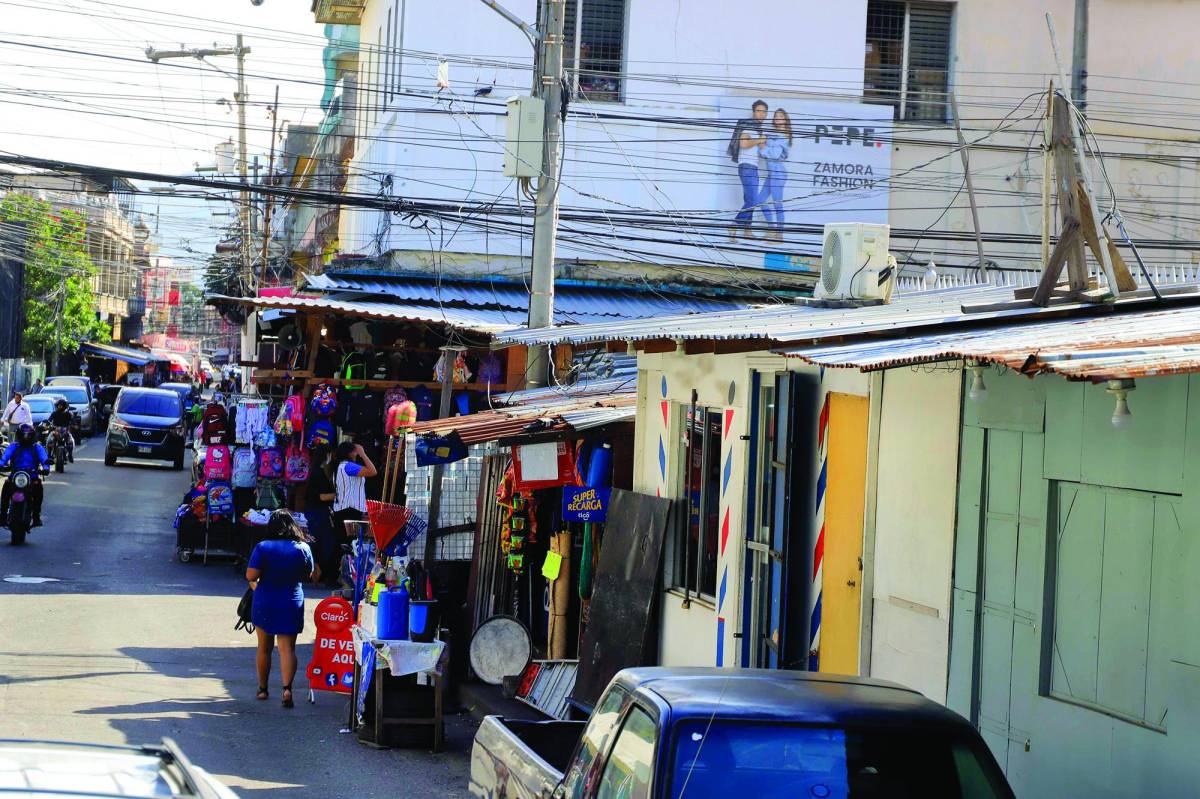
(496, 465), (537, 573)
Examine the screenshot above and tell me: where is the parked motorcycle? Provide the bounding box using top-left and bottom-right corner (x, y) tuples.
(5, 466), (44, 545)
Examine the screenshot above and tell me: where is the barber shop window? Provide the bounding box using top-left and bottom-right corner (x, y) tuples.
(669, 404), (721, 600)
(539, 0), (626, 102)
(864, 1), (953, 122)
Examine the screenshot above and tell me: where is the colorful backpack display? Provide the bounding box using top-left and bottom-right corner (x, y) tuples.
(306, 418), (336, 449)
(231, 447), (258, 489)
(285, 443), (311, 483)
(257, 447), (284, 480)
(206, 481), (235, 518)
(310, 383), (338, 417)
(203, 444), (232, 481)
(201, 403), (229, 445)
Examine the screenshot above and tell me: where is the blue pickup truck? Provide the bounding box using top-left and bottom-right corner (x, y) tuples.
(470, 667), (1014, 799)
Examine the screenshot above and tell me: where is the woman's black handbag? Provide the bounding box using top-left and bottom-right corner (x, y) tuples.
(235, 588), (255, 634)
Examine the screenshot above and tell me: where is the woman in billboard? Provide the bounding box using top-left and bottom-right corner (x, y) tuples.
(757, 108), (793, 241)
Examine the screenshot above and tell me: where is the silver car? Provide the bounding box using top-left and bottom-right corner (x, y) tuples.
(0, 738), (238, 798)
(37, 384), (95, 435)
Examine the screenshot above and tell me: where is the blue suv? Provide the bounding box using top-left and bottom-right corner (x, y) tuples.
(104, 387), (187, 470)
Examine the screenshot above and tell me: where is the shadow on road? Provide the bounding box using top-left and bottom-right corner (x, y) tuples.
(98, 646), (474, 798)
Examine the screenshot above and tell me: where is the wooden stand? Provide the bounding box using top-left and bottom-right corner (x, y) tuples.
(348, 654), (445, 752)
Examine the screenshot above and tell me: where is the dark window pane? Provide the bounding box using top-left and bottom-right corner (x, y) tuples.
(559, 0), (625, 102)
(864, 0), (905, 116)
(905, 3), (952, 121)
(117, 392), (181, 417)
(699, 410), (722, 596)
(669, 722), (1010, 799)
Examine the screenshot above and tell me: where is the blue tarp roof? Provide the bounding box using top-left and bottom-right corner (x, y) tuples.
(79, 341), (153, 366)
(305, 272), (748, 324)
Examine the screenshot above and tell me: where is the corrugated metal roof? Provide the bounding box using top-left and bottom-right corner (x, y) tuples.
(305, 272), (748, 321)
(781, 304), (1200, 381)
(407, 391), (636, 445)
(494, 284), (1200, 347)
(206, 294), (515, 335)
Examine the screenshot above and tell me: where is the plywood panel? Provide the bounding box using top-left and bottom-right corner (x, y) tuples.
(1053, 484), (1104, 704)
(819, 392), (868, 675)
(1044, 379), (1084, 482)
(962, 368), (1046, 433)
(1081, 374), (1187, 494)
(1097, 489), (1153, 720)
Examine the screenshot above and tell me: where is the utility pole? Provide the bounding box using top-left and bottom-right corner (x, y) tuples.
(1071, 0), (1088, 115)
(525, 0), (565, 388)
(476, 0), (563, 388)
(146, 36), (251, 291)
(260, 85), (279, 291)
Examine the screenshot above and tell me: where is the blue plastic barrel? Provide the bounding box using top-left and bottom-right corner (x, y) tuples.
(376, 585), (409, 640)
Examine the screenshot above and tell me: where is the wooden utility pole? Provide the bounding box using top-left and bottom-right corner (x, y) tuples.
(949, 94), (987, 273)
(1041, 82), (1053, 269)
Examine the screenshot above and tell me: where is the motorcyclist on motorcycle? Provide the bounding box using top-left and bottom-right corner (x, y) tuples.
(0, 423), (50, 527)
(49, 398), (75, 463)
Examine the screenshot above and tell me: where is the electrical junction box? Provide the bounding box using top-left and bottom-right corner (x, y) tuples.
(503, 95), (545, 178)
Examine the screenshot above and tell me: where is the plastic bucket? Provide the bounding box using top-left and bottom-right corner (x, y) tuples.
(376, 587), (409, 640)
(409, 599), (438, 642)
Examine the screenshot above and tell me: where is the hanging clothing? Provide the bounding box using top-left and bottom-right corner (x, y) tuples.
(235, 400), (271, 445)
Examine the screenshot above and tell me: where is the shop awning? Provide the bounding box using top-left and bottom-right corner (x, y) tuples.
(151, 350), (192, 371)
(79, 341), (153, 367)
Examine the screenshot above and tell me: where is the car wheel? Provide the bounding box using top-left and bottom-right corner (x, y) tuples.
(104, 451), (116, 466)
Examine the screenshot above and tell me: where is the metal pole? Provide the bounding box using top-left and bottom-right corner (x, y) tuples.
(1041, 82), (1053, 268)
(524, 0), (565, 389)
(423, 347), (458, 568)
(260, 85), (279, 291)
(235, 34), (251, 293)
(1071, 0), (1088, 115)
(949, 94), (987, 273)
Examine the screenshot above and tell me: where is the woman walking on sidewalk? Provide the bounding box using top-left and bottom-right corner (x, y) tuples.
(245, 510), (317, 708)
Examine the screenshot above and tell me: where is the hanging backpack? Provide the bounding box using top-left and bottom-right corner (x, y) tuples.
(274, 394), (303, 437)
(410, 385), (434, 421)
(478, 352), (503, 385)
(206, 480), (235, 518)
(306, 418), (336, 449)
(231, 447), (258, 489)
(285, 443), (311, 483)
(383, 386), (408, 412)
(255, 479), (284, 511)
(203, 444), (232, 481)
(310, 383), (338, 417)
(386, 400), (418, 436)
(201, 403), (229, 445)
(258, 447), (284, 480)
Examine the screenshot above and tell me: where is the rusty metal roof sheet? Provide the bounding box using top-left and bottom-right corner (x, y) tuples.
(781, 304), (1200, 381)
(407, 392), (637, 445)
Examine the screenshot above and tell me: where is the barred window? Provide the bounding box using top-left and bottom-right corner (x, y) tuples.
(865, 1), (952, 123)
(540, 0), (626, 102)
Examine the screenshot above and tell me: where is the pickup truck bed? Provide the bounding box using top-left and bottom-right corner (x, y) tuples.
(469, 717), (585, 799)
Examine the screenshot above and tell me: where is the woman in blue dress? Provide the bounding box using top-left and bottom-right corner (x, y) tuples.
(246, 510), (317, 708)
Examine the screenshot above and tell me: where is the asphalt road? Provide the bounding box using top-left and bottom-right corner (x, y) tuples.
(0, 438), (474, 798)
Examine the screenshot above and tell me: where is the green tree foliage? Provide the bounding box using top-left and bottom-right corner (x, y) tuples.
(0, 193), (110, 359)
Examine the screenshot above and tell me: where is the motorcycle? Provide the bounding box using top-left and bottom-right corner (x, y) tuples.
(5, 466), (44, 545)
(43, 424), (72, 473)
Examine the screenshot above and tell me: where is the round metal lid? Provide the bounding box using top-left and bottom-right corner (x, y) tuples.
(469, 615), (532, 685)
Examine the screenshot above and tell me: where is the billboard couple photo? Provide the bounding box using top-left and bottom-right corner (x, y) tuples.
(728, 99), (793, 241)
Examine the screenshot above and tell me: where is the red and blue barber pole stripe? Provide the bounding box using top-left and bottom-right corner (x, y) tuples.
(716, 409), (734, 666)
(810, 390), (830, 671)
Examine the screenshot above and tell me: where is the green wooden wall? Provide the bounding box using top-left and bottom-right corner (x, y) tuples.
(949, 368), (1200, 798)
